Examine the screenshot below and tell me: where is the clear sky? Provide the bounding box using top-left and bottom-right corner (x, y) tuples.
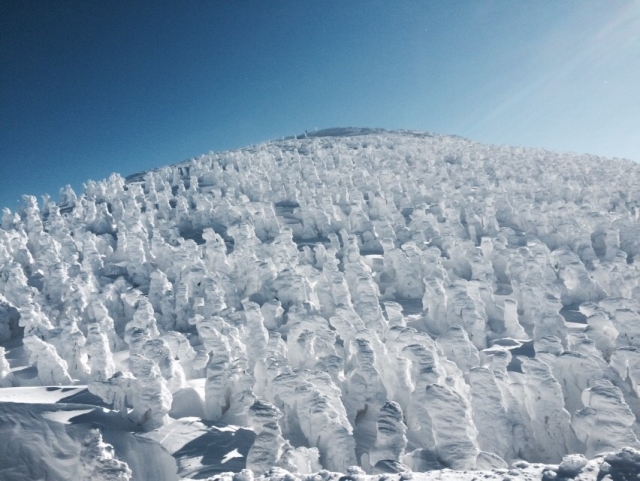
(1, 1), (639, 210)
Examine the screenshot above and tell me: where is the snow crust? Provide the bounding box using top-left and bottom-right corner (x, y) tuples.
(3, 128), (640, 479)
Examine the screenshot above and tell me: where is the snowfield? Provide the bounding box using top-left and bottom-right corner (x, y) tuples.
(2, 128), (640, 480)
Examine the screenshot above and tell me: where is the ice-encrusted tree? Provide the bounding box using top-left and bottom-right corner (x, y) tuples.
(246, 399), (320, 475)
(129, 354), (173, 429)
(0, 346), (14, 387)
(521, 357), (580, 462)
(23, 335), (73, 385)
(89, 370), (136, 415)
(76, 429), (132, 481)
(573, 380), (640, 457)
(86, 323), (115, 380)
(366, 401), (408, 472)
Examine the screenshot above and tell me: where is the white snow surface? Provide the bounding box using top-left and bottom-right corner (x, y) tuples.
(2, 128), (640, 479)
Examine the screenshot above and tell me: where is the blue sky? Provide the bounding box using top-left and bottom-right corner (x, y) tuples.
(1, 1), (639, 210)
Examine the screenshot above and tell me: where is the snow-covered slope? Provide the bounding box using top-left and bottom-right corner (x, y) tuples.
(2, 128), (640, 480)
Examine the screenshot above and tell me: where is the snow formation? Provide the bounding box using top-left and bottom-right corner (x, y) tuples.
(2, 128), (640, 480)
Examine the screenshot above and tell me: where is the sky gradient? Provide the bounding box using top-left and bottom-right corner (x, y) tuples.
(2, 1), (640, 210)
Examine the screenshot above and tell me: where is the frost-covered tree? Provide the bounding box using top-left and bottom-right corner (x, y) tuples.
(86, 323), (116, 380)
(76, 429), (132, 481)
(23, 335), (73, 385)
(0, 346), (14, 387)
